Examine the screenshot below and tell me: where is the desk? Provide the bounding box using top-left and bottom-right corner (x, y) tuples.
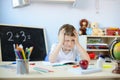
(0, 61), (120, 80)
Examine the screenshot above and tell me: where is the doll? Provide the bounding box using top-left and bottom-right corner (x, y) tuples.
(79, 19), (89, 35)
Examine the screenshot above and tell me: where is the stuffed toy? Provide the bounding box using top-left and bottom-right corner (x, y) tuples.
(79, 19), (89, 35)
(91, 22), (104, 36)
(86, 26), (92, 35)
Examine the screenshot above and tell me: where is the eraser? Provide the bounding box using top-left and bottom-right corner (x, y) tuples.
(103, 64), (112, 68)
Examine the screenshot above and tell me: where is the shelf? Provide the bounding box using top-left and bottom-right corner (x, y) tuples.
(87, 35), (120, 38)
(87, 43), (108, 46)
(87, 49), (109, 52)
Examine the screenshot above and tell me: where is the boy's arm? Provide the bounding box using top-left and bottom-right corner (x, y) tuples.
(73, 30), (90, 62)
(76, 43), (90, 62)
(49, 29), (65, 63)
(49, 43), (62, 63)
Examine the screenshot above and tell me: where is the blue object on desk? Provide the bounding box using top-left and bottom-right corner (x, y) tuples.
(12, 61), (16, 64)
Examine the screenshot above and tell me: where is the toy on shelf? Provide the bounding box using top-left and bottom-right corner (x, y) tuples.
(86, 26), (92, 35)
(79, 19), (89, 35)
(106, 27), (120, 36)
(91, 22), (104, 36)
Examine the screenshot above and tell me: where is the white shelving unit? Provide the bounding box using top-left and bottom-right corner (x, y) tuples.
(79, 35), (120, 58)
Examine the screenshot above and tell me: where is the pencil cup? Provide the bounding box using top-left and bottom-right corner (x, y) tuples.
(16, 59), (29, 75)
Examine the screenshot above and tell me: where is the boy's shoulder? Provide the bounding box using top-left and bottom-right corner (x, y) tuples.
(52, 42), (61, 46)
(51, 42), (59, 49)
(51, 42), (58, 46)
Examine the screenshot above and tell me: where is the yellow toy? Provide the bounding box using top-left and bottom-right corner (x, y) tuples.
(91, 22), (104, 36)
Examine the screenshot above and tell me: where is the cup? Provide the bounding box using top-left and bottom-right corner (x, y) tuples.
(16, 59), (29, 75)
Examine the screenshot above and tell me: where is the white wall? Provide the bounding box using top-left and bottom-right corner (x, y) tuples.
(0, 0), (120, 51)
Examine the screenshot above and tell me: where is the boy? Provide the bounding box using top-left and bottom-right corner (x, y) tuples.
(49, 24), (90, 63)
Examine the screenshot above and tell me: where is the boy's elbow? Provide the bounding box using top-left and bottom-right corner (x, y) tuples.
(83, 56), (90, 63)
(48, 57), (55, 63)
(49, 59), (55, 63)
(86, 54), (91, 62)
(87, 57), (91, 63)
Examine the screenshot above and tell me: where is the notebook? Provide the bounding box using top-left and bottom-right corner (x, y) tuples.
(68, 67), (102, 74)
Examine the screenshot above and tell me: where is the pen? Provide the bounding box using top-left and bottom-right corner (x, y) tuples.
(16, 50), (22, 59)
(13, 44), (19, 59)
(25, 47), (29, 59)
(33, 67), (49, 73)
(38, 67), (54, 72)
(33, 67), (54, 73)
(19, 44), (26, 60)
(33, 67), (42, 74)
(30, 46), (34, 54)
(28, 46), (34, 58)
(72, 65), (80, 68)
(12, 61), (16, 64)
(30, 63), (35, 65)
(8, 61), (16, 65)
(17, 47), (26, 60)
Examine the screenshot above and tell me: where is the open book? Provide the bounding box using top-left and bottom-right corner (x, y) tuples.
(51, 60), (77, 67)
(42, 60), (77, 66)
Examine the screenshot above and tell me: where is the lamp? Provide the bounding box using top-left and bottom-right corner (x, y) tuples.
(12, 0), (30, 8)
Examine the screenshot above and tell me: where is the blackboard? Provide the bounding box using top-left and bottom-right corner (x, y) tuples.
(0, 24), (48, 61)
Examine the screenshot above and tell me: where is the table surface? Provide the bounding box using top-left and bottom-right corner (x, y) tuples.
(0, 60), (120, 80)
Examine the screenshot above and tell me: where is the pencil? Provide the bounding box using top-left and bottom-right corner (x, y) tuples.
(17, 47), (26, 60)
(33, 67), (54, 73)
(33, 67), (48, 73)
(29, 46), (34, 56)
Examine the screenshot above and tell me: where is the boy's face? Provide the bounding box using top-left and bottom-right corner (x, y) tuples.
(63, 35), (75, 51)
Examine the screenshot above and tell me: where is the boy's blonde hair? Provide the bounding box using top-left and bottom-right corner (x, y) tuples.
(58, 24), (76, 36)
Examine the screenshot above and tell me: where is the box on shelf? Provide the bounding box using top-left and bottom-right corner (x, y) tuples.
(106, 29), (120, 36)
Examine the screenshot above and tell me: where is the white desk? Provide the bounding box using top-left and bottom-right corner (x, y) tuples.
(0, 61), (120, 80)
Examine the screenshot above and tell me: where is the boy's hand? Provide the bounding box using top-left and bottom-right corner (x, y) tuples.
(58, 29), (65, 44)
(73, 30), (79, 44)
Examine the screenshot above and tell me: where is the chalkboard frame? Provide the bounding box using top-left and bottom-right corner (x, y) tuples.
(0, 24), (48, 61)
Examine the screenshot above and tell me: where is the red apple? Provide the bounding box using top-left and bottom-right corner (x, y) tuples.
(79, 60), (88, 70)
(88, 52), (96, 59)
